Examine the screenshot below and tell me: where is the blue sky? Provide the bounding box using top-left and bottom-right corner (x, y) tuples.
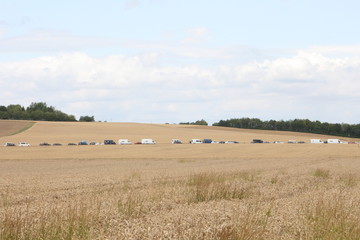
(1, 0), (360, 124)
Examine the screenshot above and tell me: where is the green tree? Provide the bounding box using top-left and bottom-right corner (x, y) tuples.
(193, 119), (208, 126)
(26, 102), (54, 113)
(79, 116), (95, 122)
(7, 104), (24, 119)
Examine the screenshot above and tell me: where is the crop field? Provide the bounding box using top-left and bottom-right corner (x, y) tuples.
(1, 120), (360, 239)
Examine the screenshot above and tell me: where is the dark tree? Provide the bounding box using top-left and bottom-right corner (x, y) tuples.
(213, 118), (360, 138)
(79, 116), (95, 122)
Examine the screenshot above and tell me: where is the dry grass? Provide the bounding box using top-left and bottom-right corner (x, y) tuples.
(302, 193), (360, 239)
(2, 169), (360, 239)
(187, 172), (255, 203)
(1, 121), (360, 239)
(313, 168), (330, 178)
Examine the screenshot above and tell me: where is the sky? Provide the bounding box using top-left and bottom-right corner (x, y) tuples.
(0, 0), (360, 124)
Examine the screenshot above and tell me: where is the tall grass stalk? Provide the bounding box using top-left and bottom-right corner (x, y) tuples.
(304, 194), (360, 239)
(216, 206), (271, 240)
(187, 172), (253, 203)
(0, 202), (97, 240)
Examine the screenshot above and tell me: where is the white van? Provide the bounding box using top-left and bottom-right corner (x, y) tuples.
(119, 139), (132, 145)
(327, 139), (341, 144)
(141, 139), (156, 144)
(189, 139), (202, 144)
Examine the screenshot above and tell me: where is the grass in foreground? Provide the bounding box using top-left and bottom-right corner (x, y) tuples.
(1, 169), (360, 239)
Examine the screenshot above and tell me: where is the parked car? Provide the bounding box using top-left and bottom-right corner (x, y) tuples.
(3, 142), (15, 147)
(67, 143), (77, 146)
(226, 141), (239, 144)
(78, 140), (89, 145)
(18, 142), (30, 147)
(189, 139), (202, 144)
(171, 139), (182, 144)
(53, 143), (62, 146)
(104, 140), (116, 145)
(252, 139), (263, 143)
(134, 142), (142, 144)
(202, 139), (213, 144)
(39, 142), (51, 146)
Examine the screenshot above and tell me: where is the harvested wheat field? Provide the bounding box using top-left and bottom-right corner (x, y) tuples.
(1, 120), (360, 239)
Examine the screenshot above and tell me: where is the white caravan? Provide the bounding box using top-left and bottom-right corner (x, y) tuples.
(118, 139), (132, 145)
(327, 139), (341, 144)
(141, 139), (156, 144)
(310, 139), (323, 144)
(18, 142), (31, 147)
(190, 139), (202, 144)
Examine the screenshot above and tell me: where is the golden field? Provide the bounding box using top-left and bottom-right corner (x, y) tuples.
(1, 120), (360, 239)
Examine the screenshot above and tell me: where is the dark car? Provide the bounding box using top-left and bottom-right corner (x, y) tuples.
(3, 142), (16, 146)
(39, 142), (51, 146)
(78, 140), (89, 145)
(202, 139), (213, 144)
(104, 140), (116, 145)
(53, 143), (62, 146)
(67, 143), (77, 146)
(251, 139), (263, 143)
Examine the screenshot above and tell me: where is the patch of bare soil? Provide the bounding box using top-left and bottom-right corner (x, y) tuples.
(0, 120), (34, 138)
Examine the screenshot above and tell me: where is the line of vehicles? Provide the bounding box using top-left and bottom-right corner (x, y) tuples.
(2, 138), (358, 147)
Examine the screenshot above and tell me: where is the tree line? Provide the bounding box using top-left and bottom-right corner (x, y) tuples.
(0, 102), (95, 122)
(213, 118), (360, 138)
(179, 119), (208, 126)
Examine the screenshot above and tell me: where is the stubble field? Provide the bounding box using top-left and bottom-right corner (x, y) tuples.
(1, 120), (360, 239)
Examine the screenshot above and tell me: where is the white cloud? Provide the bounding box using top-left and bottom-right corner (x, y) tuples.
(124, 0), (140, 9)
(182, 28), (210, 44)
(0, 47), (360, 123)
(0, 30), (118, 53)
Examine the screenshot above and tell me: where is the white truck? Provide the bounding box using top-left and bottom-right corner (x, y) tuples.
(119, 139), (132, 145)
(189, 139), (202, 144)
(141, 139), (156, 144)
(327, 139), (342, 144)
(310, 139), (323, 144)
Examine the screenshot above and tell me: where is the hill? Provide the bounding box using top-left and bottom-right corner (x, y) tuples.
(1, 120), (358, 145)
(0, 120), (359, 161)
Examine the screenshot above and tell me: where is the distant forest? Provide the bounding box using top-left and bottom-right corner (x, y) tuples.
(179, 119), (208, 126)
(213, 118), (360, 138)
(0, 102), (95, 122)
